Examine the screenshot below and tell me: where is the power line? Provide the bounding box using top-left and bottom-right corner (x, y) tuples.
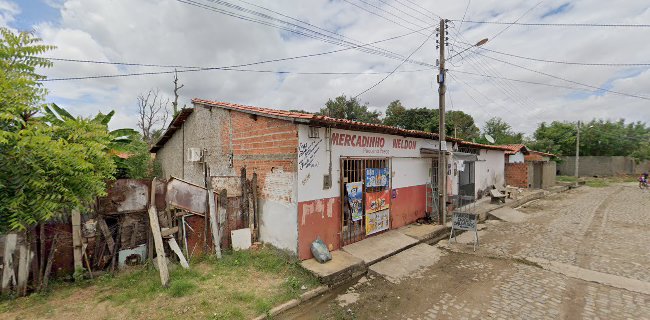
(451, 19), (650, 28)
(399, 0), (441, 19)
(489, 1), (545, 42)
(474, 51), (650, 101)
(375, 0), (432, 27)
(43, 67), (432, 82)
(354, 29), (434, 98)
(42, 26), (433, 71)
(176, 0), (433, 67)
(339, 0), (429, 36)
(229, 0), (426, 66)
(41, 29), (437, 81)
(448, 69), (617, 93)
(464, 45), (650, 67)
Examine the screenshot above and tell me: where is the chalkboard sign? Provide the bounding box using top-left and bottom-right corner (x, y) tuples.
(451, 212), (478, 231)
(449, 211), (480, 251)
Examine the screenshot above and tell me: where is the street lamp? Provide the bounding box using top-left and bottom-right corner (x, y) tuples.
(448, 38), (489, 61)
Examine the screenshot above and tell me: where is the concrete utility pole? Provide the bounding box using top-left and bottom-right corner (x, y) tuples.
(575, 121), (580, 179)
(437, 18), (448, 225)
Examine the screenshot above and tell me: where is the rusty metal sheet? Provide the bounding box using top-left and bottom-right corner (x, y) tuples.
(97, 180), (150, 214)
(211, 176), (241, 197)
(166, 177), (208, 214)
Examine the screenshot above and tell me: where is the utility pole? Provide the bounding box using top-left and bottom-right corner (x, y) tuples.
(437, 19), (448, 225)
(575, 120), (580, 180)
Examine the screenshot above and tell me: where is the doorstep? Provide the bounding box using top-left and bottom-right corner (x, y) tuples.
(397, 223), (448, 242)
(341, 229), (419, 265)
(300, 250), (365, 285)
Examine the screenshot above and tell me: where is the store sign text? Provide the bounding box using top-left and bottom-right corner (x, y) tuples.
(331, 133), (385, 148)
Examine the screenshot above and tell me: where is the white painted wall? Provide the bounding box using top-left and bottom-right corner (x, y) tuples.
(297, 125), (452, 202)
(475, 149), (506, 196)
(258, 167), (298, 253)
(509, 152), (525, 163)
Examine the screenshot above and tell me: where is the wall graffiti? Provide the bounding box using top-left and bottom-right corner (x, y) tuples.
(298, 139), (322, 170)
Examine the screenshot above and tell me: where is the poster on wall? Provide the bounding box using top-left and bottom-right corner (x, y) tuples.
(345, 182), (363, 221)
(365, 168), (389, 187)
(365, 190), (390, 214)
(366, 209), (390, 235)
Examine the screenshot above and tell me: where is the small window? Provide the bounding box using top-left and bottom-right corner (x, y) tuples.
(308, 126), (320, 138)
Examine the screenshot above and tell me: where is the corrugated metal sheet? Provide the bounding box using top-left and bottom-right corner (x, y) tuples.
(166, 177), (208, 215)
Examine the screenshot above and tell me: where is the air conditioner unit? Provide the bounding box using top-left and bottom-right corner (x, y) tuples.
(187, 148), (202, 162)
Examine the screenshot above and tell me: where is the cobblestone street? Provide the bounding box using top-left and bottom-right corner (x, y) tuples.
(280, 184), (650, 320)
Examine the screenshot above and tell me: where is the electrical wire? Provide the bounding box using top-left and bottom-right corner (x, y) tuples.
(43, 66), (432, 82)
(489, 1), (545, 42)
(473, 51), (650, 101)
(41, 28), (435, 81)
(176, 0), (434, 67)
(451, 20), (650, 28)
(354, 29), (434, 98)
(229, 0), (426, 66)
(462, 45), (650, 67)
(339, 0), (429, 36)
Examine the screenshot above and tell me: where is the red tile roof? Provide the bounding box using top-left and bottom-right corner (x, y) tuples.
(152, 99), (515, 154)
(498, 144), (529, 155)
(192, 99), (461, 141)
(457, 141), (512, 152)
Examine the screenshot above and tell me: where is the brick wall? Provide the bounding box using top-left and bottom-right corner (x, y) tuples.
(505, 162), (529, 188)
(224, 111), (299, 201)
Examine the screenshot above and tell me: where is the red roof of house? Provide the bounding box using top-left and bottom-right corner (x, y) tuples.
(457, 141), (513, 152)
(498, 144), (529, 155)
(151, 99), (511, 153)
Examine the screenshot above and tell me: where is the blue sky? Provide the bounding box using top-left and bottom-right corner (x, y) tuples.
(10, 0), (59, 30)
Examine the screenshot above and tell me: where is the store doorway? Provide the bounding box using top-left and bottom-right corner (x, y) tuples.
(340, 158), (390, 246)
(458, 161), (475, 199)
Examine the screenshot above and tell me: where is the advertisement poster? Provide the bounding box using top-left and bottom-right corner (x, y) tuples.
(365, 190), (390, 214)
(345, 182), (363, 221)
(366, 209), (390, 235)
(365, 168), (389, 187)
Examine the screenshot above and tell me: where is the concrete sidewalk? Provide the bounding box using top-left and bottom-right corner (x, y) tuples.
(300, 185), (571, 286)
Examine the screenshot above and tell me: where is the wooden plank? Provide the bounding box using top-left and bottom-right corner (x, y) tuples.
(97, 217), (115, 256)
(167, 238), (189, 269)
(208, 189), (220, 257)
(147, 178), (169, 287)
(160, 226), (179, 238)
(41, 234), (58, 291)
(1, 233), (17, 294)
(240, 167), (249, 225)
(71, 208), (83, 271)
(17, 243), (33, 296)
(252, 173), (259, 241)
(216, 189), (228, 259)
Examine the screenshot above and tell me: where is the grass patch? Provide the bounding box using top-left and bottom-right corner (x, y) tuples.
(557, 175), (577, 183)
(585, 179), (609, 188)
(2, 245), (318, 319)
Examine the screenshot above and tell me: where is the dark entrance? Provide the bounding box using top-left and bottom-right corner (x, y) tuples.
(458, 161), (475, 199)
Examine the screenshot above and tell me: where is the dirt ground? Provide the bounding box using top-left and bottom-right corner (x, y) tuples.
(280, 184), (650, 320)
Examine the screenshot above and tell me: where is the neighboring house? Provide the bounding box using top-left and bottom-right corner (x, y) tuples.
(455, 141), (510, 199)
(151, 99), (507, 260)
(500, 144), (556, 189)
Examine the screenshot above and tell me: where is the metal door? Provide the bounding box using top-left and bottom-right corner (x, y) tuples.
(426, 158), (440, 221)
(340, 158), (390, 246)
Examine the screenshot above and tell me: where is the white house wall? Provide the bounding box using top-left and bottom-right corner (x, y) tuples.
(475, 149), (506, 196)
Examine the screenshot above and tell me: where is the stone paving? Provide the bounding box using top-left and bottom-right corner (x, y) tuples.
(280, 184), (650, 320)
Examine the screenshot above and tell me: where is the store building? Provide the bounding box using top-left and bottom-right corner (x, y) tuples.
(151, 99), (508, 260)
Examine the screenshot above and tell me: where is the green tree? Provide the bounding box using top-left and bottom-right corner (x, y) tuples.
(319, 95), (381, 124)
(0, 28), (115, 232)
(479, 117), (523, 145)
(382, 101), (479, 140)
(531, 119), (650, 159)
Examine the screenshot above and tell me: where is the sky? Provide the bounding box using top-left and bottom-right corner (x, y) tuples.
(3, 0), (650, 136)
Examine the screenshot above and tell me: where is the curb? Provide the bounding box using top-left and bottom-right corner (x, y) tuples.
(252, 285), (330, 320)
(256, 185), (573, 319)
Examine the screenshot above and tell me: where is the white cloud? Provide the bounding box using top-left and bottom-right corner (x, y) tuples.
(8, 0), (650, 135)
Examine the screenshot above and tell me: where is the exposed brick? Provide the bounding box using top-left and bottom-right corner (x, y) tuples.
(505, 163), (529, 188)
